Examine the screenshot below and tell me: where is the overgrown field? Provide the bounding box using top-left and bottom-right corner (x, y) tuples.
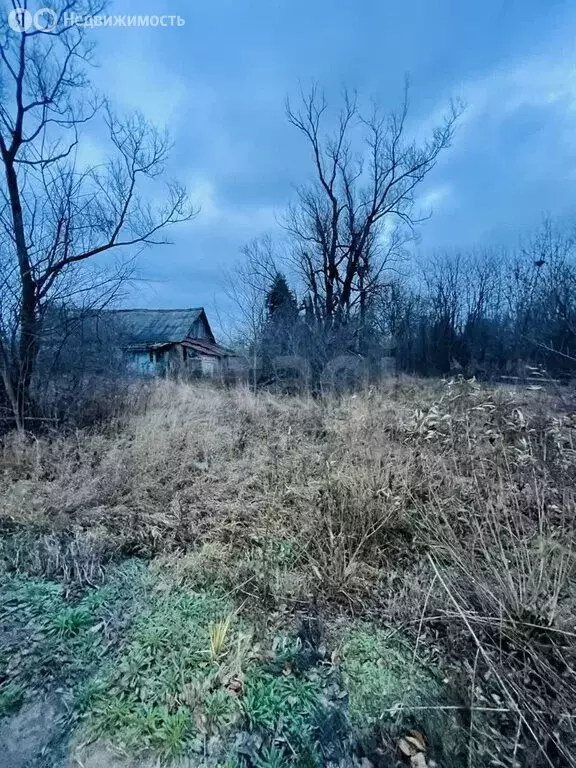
(0, 378), (575, 767)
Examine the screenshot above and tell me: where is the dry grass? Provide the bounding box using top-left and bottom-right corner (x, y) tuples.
(1, 377), (575, 766)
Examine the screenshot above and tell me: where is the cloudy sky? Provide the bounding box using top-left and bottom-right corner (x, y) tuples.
(85, 0), (576, 322)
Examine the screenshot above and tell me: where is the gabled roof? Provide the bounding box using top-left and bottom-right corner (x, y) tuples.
(108, 308), (206, 345)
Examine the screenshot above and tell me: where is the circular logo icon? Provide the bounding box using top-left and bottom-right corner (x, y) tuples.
(8, 8), (33, 31)
(33, 8), (58, 32)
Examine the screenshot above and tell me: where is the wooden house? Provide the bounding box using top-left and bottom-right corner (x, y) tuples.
(109, 307), (233, 377)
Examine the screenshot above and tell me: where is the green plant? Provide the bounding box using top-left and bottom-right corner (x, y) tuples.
(50, 605), (93, 637)
(99, 702), (196, 759)
(75, 677), (109, 714)
(204, 688), (239, 733)
(0, 683), (25, 715)
(242, 670), (321, 765)
(83, 586), (238, 757)
(254, 745), (290, 768)
(0, 557), (151, 758)
(148, 707), (195, 759)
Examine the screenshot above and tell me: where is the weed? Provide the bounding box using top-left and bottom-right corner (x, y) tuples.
(96, 702), (196, 759)
(50, 605), (93, 637)
(204, 688), (240, 734)
(209, 612), (234, 661)
(254, 745), (291, 768)
(0, 682), (25, 715)
(145, 706), (195, 760)
(242, 670), (322, 765)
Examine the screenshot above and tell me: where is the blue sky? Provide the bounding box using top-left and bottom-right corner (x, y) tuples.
(86, 0), (576, 322)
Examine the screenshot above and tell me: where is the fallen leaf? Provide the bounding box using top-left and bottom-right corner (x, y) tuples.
(399, 733), (428, 767)
(406, 731), (426, 752)
(399, 737), (417, 757)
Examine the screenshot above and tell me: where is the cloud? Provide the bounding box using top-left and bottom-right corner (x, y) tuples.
(450, 49), (576, 146)
(187, 173), (279, 235)
(188, 176), (219, 219)
(418, 184), (453, 213)
(73, 134), (108, 172)
(412, 24), (576, 163)
(93, 32), (189, 129)
(410, 31), (576, 250)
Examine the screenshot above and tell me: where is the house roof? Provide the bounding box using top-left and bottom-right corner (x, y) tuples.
(108, 308), (205, 345)
(183, 339), (233, 358)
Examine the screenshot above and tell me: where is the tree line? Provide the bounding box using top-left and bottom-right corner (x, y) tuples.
(389, 224), (576, 379)
(230, 217), (576, 388)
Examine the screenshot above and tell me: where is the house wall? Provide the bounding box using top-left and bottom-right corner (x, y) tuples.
(200, 358), (216, 376)
(126, 347), (175, 376)
(126, 350), (157, 375)
(126, 346), (226, 378)
(125, 340), (228, 379)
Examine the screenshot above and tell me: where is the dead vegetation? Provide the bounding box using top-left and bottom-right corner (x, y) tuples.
(1, 377), (575, 766)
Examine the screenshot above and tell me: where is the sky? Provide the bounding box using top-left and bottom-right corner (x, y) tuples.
(80, 0), (576, 325)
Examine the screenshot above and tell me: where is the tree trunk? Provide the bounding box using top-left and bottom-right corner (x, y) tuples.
(2, 152), (38, 428)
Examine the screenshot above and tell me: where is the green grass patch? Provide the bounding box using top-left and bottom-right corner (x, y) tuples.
(237, 630), (348, 768)
(339, 626), (465, 766)
(0, 559), (150, 697)
(83, 585), (242, 759)
(242, 670), (322, 762)
(82, 606), (339, 767)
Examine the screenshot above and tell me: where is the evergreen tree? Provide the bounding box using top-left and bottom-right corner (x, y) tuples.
(266, 274), (298, 320)
(260, 275), (301, 384)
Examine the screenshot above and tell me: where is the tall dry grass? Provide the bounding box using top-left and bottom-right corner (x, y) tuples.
(1, 377), (575, 765)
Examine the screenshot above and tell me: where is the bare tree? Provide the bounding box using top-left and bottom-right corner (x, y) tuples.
(385, 217), (576, 379)
(285, 85), (460, 336)
(223, 235), (279, 389)
(0, 1), (194, 429)
(508, 219), (576, 369)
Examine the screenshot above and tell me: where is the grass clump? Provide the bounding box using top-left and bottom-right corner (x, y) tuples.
(242, 671), (322, 765)
(0, 529), (122, 587)
(49, 605), (94, 638)
(0, 682), (25, 716)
